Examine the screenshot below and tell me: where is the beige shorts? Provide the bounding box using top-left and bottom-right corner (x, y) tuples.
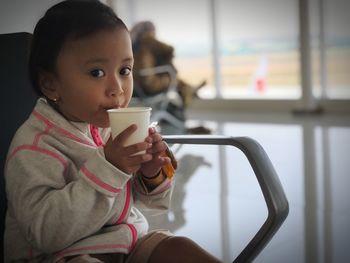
(58, 230), (173, 263)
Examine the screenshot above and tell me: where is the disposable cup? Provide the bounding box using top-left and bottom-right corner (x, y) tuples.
(107, 107), (152, 153)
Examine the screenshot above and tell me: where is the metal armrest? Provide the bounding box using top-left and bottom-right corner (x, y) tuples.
(163, 135), (289, 263)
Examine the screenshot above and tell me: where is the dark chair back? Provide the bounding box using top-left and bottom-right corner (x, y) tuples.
(0, 32), (37, 258)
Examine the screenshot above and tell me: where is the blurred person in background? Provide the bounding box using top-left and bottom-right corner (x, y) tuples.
(131, 21), (210, 134)
(131, 21), (206, 108)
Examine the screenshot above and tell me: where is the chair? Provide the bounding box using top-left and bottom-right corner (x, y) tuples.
(131, 65), (186, 132)
(0, 32), (289, 263)
(163, 135), (289, 262)
(0, 32), (38, 261)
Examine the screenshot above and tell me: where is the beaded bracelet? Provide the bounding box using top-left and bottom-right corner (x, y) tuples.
(140, 170), (166, 190)
(142, 170), (162, 180)
(138, 146), (177, 190)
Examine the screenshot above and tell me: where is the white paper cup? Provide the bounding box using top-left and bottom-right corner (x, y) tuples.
(107, 107), (152, 152)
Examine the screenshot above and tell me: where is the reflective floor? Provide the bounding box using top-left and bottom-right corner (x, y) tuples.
(143, 109), (350, 263)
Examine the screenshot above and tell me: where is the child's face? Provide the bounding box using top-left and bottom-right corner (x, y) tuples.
(47, 28), (134, 128)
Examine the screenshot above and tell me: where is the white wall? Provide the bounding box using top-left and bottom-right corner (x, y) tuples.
(0, 0), (62, 34)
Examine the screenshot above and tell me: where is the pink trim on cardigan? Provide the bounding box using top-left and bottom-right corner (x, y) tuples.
(7, 145), (68, 170)
(127, 224), (138, 250)
(114, 180), (131, 224)
(32, 111), (95, 147)
(33, 125), (52, 146)
(89, 125), (104, 147)
(134, 176), (172, 196)
(151, 179), (172, 195)
(133, 176), (145, 194)
(81, 165), (121, 194)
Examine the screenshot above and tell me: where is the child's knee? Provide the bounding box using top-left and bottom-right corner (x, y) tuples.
(161, 235), (194, 249)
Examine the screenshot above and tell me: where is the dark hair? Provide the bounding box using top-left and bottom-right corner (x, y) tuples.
(29, 0), (128, 96)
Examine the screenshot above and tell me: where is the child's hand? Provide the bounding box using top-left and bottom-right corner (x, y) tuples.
(139, 127), (171, 177)
(104, 124), (153, 174)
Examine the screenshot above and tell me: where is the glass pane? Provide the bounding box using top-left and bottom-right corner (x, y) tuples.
(324, 0), (350, 98)
(216, 0), (301, 99)
(310, 0), (350, 99)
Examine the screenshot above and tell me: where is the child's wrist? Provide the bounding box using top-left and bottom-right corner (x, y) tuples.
(139, 170), (166, 190)
(137, 147), (177, 191)
(142, 171), (162, 180)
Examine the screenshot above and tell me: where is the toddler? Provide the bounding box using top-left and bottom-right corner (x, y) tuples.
(4, 0), (222, 263)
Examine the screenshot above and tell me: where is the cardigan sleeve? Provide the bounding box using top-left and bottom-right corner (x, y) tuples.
(5, 147), (131, 253)
(132, 175), (174, 211)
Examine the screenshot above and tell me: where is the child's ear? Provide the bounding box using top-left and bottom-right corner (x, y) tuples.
(38, 71), (60, 101)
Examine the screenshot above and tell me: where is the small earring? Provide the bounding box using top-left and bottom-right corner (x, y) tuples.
(52, 98), (58, 104)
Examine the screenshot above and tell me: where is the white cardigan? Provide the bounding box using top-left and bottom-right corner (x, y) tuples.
(4, 98), (173, 262)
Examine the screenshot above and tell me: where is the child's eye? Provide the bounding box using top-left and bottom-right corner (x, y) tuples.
(120, 67), (131, 76)
(90, 69), (105, 78)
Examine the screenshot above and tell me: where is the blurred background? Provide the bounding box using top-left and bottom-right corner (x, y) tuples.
(1, 0), (349, 262)
(1, 0), (349, 111)
(114, 0), (350, 104)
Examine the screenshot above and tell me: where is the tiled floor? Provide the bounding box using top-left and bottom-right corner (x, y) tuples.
(144, 109), (350, 263)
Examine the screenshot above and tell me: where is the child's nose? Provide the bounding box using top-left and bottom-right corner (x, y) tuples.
(107, 76), (124, 97)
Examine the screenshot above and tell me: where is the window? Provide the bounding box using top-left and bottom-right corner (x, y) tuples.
(217, 0), (300, 99)
(311, 0), (350, 99)
(114, 0), (350, 108)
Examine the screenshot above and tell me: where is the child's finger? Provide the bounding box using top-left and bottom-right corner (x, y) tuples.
(148, 126), (156, 134)
(145, 132), (162, 145)
(113, 124), (137, 146)
(147, 141), (167, 154)
(124, 141), (152, 156)
(152, 154), (171, 168)
(145, 128), (160, 143)
(128, 152), (153, 166)
(149, 132), (163, 143)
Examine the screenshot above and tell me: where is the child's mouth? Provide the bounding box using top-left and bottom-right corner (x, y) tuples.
(104, 105), (120, 111)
